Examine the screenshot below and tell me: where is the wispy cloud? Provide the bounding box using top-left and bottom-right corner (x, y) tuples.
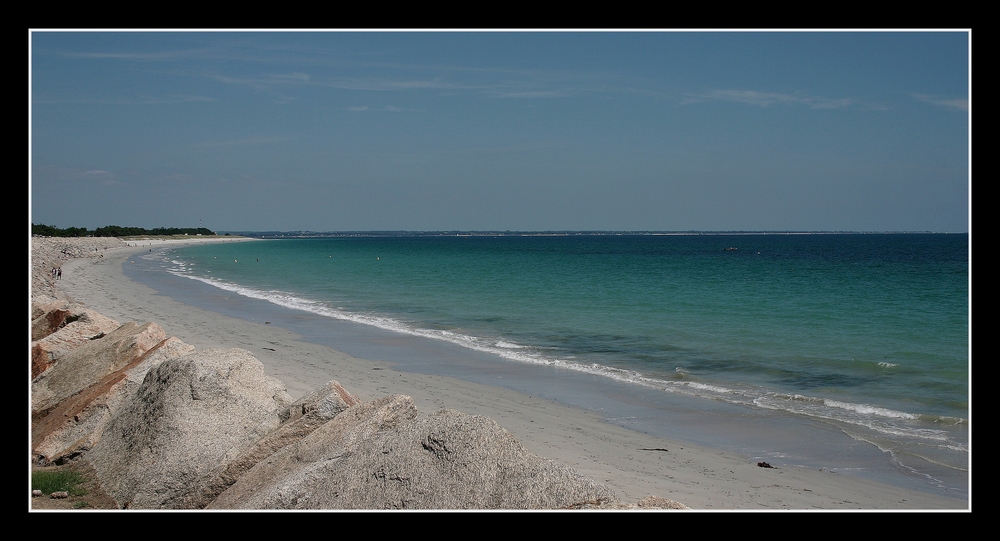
(33, 95), (214, 105)
(60, 49), (214, 62)
(344, 105), (419, 113)
(269, 72), (311, 83)
(684, 89), (867, 110)
(206, 72), (300, 92)
(206, 71), (477, 94)
(160, 173), (196, 183)
(34, 166), (121, 186)
(46, 40), (656, 105)
(318, 77), (475, 92)
(196, 136), (292, 148)
(494, 90), (570, 99)
(913, 94), (968, 112)
(204, 60), (618, 102)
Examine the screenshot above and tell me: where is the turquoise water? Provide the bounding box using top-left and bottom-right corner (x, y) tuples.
(139, 233), (969, 498)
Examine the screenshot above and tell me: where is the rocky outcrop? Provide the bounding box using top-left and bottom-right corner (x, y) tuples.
(208, 394), (617, 510)
(32, 322), (167, 414)
(84, 348), (293, 509)
(32, 299), (119, 342)
(32, 297), (71, 339)
(187, 380), (361, 508)
(31, 302), (121, 379)
(32, 337), (195, 465)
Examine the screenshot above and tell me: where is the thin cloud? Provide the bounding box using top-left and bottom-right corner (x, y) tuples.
(207, 71), (474, 93)
(204, 72), (307, 102)
(685, 89), (861, 110)
(59, 49), (214, 62)
(345, 105), (416, 112)
(914, 94), (969, 112)
(160, 173), (196, 184)
(197, 136), (291, 148)
(494, 90), (570, 99)
(34, 166), (122, 186)
(51, 42), (646, 104)
(678, 90), (888, 111)
(349, 59), (624, 97)
(268, 72), (311, 83)
(318, 77), (475, 92)
(206, 72), (302, 92)
(33, 95), (214, 105)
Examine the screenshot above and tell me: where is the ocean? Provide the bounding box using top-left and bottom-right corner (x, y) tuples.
(125, 233), (969, 500)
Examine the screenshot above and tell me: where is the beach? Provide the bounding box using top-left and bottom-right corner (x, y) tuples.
(47, 238), (967, 510)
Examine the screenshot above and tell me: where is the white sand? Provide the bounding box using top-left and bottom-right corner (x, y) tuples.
(52, 239), (967, 510)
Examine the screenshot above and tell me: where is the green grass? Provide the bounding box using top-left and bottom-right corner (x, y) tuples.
(32, 470), (87, 496)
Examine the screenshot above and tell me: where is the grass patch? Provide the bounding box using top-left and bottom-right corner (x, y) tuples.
(32, 470), (87, 496)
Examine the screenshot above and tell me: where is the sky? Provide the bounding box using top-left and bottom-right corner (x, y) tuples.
(30, 30), (970, 233)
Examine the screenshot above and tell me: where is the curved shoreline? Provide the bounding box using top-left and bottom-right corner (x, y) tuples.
(48, 238), (967, 509)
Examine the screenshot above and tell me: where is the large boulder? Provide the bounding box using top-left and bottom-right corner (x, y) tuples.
(32, 300), (119, 341)
(32, 337), (196, 465)
(208, 394), (617, 510)
(31, 304), (121, 378)
(188, 380), (361, 508)
(31, 296), (68, 327)
(85, 348), (293, 509)
(32, 322), (166, 414)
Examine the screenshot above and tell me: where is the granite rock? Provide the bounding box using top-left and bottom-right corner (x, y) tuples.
(32, 337), (195, 465)
(209, 394), (618, 510)
(85, 348), (293, 509)
(32, 322), (166, 414)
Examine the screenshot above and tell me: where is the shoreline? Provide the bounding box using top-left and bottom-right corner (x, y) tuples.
(47, 238), (967, 509)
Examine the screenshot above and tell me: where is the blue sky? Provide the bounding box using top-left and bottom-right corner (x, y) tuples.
(30, 31), (970, 232)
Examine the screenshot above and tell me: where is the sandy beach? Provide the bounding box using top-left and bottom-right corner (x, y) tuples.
(46, 238), (967, 510)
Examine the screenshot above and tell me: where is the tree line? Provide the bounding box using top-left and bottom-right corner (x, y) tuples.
(32, 224), (217, 237)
